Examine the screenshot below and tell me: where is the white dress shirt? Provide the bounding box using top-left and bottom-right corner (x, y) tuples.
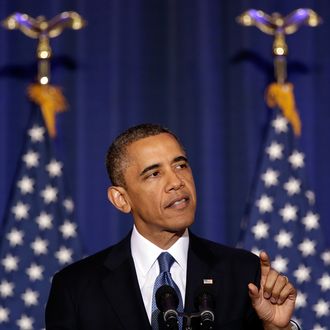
(130, 226), (189, 323)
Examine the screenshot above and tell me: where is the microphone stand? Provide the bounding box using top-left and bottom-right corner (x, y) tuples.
(178, 312), (214, 330)
(182, 312), (199, 330)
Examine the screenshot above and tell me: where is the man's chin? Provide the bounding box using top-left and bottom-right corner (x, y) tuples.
(165, 219), (194, 234)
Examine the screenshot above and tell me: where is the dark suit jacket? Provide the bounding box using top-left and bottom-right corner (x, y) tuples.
(45, 231), (263, 329)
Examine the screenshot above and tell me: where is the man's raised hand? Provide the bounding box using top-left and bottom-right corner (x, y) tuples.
(248, 251), (297, 329)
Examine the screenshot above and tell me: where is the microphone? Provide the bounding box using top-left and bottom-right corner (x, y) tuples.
(194, 286), (215, 330)
(156, 285), (179, 329)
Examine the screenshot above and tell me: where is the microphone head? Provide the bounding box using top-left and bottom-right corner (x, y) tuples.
(156, 285), (179, 312)
(194, 285), (215, 311)
(195, 285), (215, 329)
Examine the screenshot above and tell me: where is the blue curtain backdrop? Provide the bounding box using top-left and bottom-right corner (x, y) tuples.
(1, 0), (329, 255)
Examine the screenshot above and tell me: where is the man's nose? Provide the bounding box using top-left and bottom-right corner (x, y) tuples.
(165, 170), (184, 191)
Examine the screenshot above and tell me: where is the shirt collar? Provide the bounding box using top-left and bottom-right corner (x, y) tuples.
(130, 225), (189, 277)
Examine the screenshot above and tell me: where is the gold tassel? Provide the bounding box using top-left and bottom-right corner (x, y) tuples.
(265, 82), (301, 136)
(27, 83), (68, 138)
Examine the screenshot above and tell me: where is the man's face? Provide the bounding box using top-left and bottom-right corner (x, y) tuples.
(121, 133), (196, 241)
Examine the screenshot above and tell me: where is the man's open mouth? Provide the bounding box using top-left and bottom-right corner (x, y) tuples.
(165, 196), (189, 208)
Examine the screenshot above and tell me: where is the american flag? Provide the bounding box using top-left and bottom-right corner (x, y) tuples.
(242, 107), (330, 329)
(0, 108), (83, 329)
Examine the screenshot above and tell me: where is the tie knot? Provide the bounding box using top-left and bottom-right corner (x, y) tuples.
(157, 252), (175, 273)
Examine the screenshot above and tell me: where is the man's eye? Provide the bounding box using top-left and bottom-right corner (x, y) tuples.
(148, 171), (160, 178)
(177, 163), (188, 169)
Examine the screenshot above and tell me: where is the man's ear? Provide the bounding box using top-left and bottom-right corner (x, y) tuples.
(107, 186), (131, 213)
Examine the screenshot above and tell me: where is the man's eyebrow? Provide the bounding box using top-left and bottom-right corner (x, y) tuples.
(139, 156), (188, 177)
(173, 156), (188, 163)
(140, 163), (160, 176)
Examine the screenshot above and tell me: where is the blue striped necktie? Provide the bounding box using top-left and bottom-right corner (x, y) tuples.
(151, 252), (183, 329)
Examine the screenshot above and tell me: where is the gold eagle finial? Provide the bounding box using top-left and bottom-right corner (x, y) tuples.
(237, 9), (321, 83)
(2, 11), (86, 84)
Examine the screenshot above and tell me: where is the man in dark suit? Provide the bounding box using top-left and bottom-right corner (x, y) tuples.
(46, 124), (298, 329)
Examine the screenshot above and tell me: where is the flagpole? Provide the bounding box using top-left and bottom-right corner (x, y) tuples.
(237, 8), (321, 137)
(2, 11), (86, 85)
(237, 9), (321, 84)
(1, 12), (86, 137)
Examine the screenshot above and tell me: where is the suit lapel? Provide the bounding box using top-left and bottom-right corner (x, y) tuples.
(184, 232), (219, 314)
(102, 234), (151, 330)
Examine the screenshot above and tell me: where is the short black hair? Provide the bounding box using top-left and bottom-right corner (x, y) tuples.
(105, 123), (183, 187)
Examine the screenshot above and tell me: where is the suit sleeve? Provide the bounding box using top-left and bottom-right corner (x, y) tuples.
(45, 272), (78, 330)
